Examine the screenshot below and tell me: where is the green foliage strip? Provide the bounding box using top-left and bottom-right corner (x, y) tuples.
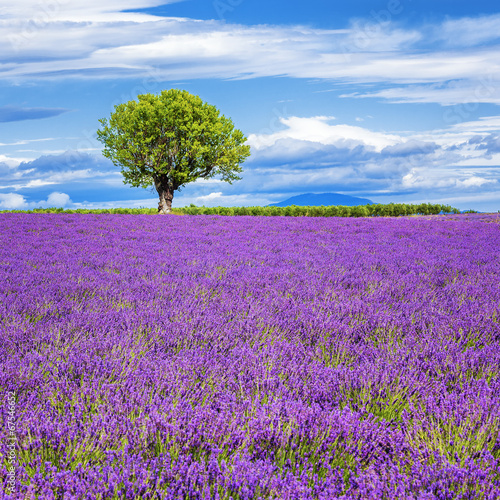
(1, 202), (461, 217)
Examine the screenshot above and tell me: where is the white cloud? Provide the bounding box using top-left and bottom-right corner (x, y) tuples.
(1, 3), (500, 107)
(243, 113), (500, 208)
(16, 149), (68, 155)
(459, 176), (496, 188)
(0, 137), (59, 147)
(343, 21), (421, 52)
(0, 153), (35, 167)
(438, 14), (500, 48)
(1, 0), (179, 23)
(196, 191), (223, 203)
(23, 179), (57, 188)
(342, 77), (500, 105)
(248, 116), (401, 152)
(46, 191), (71, 206)
(0, 151), (120, 198)
(2, 169), (107, 190)
(0, 193), (27, 209)
(450, 116), (500, 133)
(401, 168), (497, 191)
(0, 191), (72, 209)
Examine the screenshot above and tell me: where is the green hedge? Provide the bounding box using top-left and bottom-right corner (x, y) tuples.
(1, 203), (461, 217)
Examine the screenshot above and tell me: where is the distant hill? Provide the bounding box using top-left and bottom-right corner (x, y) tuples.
(268, 193), (374, 207)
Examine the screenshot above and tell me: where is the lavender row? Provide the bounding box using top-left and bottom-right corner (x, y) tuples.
(1, 214), (499, 499)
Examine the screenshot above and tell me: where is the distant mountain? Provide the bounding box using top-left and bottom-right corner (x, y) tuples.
(268, 193), (374, 207)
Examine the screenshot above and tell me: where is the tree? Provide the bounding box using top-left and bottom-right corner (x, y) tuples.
(97, 89), (251, 214)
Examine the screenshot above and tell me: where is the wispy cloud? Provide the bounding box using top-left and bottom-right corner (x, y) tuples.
(436, 14), (500, 48)
(341, 77), (500, 105)
(0, 106), (70, 122)
(0, 151), (117, 190)
(1, 2), (500, 107)
(1, 0), (180, 24)
(0, 137), (60, 146)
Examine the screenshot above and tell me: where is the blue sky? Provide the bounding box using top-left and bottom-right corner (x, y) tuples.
(1, 0), (499, 211)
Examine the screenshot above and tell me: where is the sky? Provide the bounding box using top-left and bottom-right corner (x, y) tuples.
(1, 0), (499, 211)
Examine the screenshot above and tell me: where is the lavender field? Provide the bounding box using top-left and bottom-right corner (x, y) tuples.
(1, 213), (500, 499)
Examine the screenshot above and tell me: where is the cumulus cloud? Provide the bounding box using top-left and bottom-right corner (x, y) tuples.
(0, 153), (34, 168)
(46, 191), (71, 206)
(241, 114), (500, 204)
(0, 193), (28, 209)
(248, 139), (372, 168)
(467, 133), (500, 155)
(248, 116), (401, 152)
(0, 191), (72, 209)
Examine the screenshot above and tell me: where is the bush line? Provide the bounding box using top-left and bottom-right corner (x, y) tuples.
(0, 203), (460, 217)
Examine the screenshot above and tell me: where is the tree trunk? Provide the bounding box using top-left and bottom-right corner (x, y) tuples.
(154, 176), (174, 214)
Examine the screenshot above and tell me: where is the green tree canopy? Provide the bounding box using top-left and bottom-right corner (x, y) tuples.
(97, 89), (251, 213)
